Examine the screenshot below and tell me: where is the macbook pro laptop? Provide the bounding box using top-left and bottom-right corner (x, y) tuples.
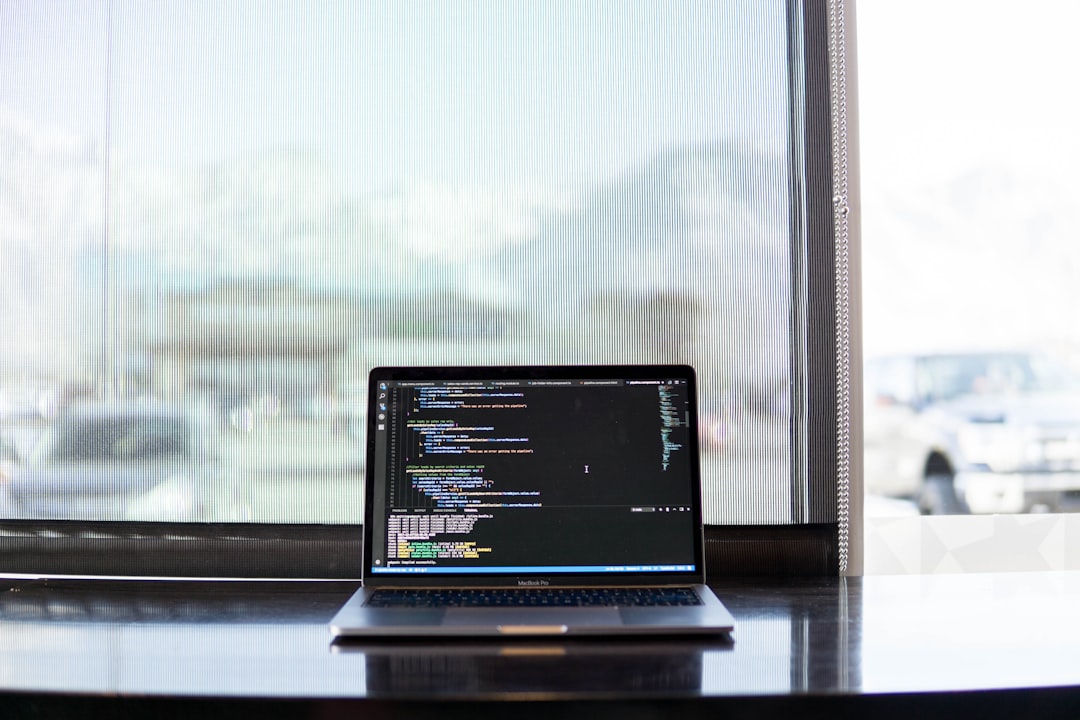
(329, 364), (735, 638)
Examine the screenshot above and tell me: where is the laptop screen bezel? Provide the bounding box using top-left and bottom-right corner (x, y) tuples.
(361, 364), (708, 588)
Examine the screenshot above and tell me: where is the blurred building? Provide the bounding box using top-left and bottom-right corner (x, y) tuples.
(145, 277), (357, 414)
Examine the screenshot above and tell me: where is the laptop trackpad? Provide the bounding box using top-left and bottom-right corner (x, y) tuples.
(443, 607), (621, 633)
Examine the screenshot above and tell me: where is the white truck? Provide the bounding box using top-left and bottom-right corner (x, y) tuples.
(864, 352), (1080, 514)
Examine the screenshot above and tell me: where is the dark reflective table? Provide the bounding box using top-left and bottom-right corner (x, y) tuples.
(2, 572), (1080, 718)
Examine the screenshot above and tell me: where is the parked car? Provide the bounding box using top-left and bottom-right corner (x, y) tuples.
(2, 399), (233, 521)
(864, 351), (1080, 514)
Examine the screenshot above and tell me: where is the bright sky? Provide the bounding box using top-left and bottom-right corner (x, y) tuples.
(1, 0), (787, 197)
(857, 0), (1080, 183)
(856, 1), (1080, 357)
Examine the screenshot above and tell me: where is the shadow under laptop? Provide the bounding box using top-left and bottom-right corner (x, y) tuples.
(331, 634), (734, 698)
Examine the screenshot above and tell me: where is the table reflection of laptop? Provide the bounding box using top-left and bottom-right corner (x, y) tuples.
(329, 365), (735, 639)
(337, 640), (722, 696)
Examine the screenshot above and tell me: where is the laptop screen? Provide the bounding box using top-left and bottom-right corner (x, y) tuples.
(364, 366), (704, 581)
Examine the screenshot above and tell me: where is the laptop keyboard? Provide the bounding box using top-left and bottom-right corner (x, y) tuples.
(365, 587), (703, 608)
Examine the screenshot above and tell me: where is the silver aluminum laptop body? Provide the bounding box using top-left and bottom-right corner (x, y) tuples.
(330, 365), (735, 638)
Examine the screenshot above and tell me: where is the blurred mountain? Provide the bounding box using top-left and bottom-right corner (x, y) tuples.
(490, 142), (788, 302)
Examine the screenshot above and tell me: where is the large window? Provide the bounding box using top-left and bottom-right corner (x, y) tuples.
(2, 2), (855, 579)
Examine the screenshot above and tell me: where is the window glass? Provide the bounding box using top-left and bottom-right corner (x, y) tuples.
(1, 1), (798, 526)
